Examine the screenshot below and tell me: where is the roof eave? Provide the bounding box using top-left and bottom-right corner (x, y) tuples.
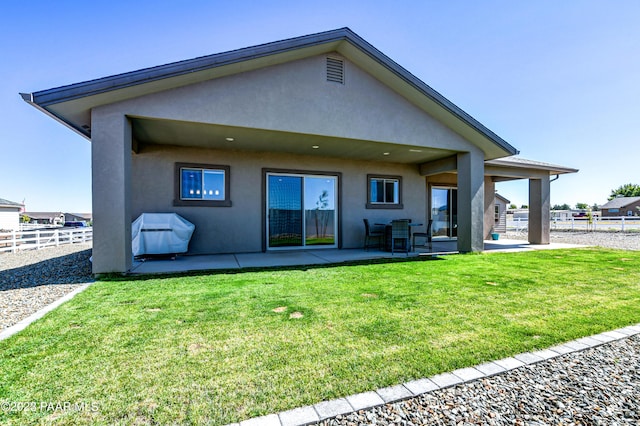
(20, 92), (91, 139)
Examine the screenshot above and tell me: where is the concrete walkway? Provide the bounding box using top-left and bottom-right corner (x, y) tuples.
(130, 239), (587, 275)
(229, 323), (640, 426)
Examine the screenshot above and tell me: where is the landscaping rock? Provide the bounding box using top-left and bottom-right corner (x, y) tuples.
(319, 334), (640, 425)
(0, 244), (93, 330)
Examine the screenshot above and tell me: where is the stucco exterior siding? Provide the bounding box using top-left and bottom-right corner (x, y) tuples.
(100, 55), (473, 153)
(131, 144), (428, 255)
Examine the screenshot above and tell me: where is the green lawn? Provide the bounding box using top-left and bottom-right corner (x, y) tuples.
(1, 248), (639, 425)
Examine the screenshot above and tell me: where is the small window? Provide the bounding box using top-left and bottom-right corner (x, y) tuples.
(366, 175), (403, 209)
(174, 163), (231, 207)
(495, 205), (500, 222)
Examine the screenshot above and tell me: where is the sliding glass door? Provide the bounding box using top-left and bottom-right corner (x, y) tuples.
(431, 187), (458, 238)
(267, 173), (337, 249)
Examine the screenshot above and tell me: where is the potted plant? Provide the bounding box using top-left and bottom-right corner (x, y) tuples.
(490, 227), (500, 240)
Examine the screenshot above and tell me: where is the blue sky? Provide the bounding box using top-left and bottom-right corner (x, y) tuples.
(1, 1), (638, 212)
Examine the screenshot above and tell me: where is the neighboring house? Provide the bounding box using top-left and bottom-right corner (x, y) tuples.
(493, 193), (510, 234)
(21, 28), (578, 274)
(64, 212), (92, 224)
(23, 212), (65, 225)
(600, 196), (640, 217)
(0, 198), (24, 231)
(23, 212), (92, 225)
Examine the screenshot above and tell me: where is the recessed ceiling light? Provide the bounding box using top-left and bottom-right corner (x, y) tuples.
(383, 152), (390, 156)
(225, 137), (235, 142)
(312, 145), (320, 149)
(409, 149), (422, 153)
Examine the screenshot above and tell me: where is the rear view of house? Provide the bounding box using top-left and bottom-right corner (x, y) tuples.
(22, 28), (576, 274)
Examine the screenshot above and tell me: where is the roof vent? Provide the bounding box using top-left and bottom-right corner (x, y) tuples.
(326, 57), (344, 84)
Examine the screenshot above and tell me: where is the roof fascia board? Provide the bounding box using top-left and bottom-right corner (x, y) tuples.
(20, 93), (91, 139)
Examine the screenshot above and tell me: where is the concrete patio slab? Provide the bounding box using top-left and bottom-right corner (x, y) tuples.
(235, 251), (329, 268)
(126, 239), (587, 276)
(130, 254), (239, 274)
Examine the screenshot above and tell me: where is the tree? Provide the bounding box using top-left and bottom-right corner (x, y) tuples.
(609, 183), (640, 200)
(575, 202), (588, 210)
(520, 204), (528, 209)
(552, 203), (571, 210)
(591, 203), (599, 211)
(509, 204), (517, 209)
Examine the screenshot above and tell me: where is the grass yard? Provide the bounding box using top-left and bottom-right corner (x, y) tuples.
(1, 248), (639, 425)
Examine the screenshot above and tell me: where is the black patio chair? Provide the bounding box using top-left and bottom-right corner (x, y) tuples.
(363, 219), (384, 250)
(391, 219), (410, 255)
(412, 219), (433, 252)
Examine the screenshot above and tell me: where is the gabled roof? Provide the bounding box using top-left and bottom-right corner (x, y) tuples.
(0, 198), (23, 209)
(21, 28), (518, 159)
(495, 193), (511, 204)
(600, 196), (640, 209)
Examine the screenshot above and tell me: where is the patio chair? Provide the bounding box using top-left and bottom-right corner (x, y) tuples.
(363, 219), (384, 250)
(412, 219), (433, 252)
(391, 219), (410, 255)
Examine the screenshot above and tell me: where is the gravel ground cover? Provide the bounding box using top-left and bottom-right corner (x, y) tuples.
(0, 243), (93, 330)
(507, 230), (640, 251)
(322, 334), (640, 425)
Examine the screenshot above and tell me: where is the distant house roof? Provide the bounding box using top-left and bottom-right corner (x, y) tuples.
(24, 212), (64, 220)
(21, 27), (518, 160)
(495, 193), (511, 204)
(0, 198), (23, 209)
(600, 196), (640, 209)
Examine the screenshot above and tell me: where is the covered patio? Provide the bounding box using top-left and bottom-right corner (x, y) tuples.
(129, 238), (586, 275)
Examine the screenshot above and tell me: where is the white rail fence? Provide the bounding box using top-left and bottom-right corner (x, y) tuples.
(0, 228), (93, 253)
(508, 217), (640, 233)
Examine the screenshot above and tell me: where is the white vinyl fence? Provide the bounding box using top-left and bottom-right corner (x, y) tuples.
(0, 227), (92, 253)
(508, 216), (640, 233)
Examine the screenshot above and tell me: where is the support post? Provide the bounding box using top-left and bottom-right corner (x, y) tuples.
(528, 175), (550, 244)
(91, 109), (133, 274)
(457, 150), (485, 252)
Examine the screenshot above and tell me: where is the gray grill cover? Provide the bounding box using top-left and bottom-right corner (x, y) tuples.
(132, 213), (195, 256)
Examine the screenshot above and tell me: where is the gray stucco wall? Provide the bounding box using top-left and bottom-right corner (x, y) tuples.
(95, 54), (474, 152)
(132, 144), (428, 254)
(90, 52), (485, 272)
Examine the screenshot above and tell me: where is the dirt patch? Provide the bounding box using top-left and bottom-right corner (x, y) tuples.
(289, 311), (304, 319)
(272, 306), (287, 313)
(187, 343), (209, 355)
(361, 293), (378, 298)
